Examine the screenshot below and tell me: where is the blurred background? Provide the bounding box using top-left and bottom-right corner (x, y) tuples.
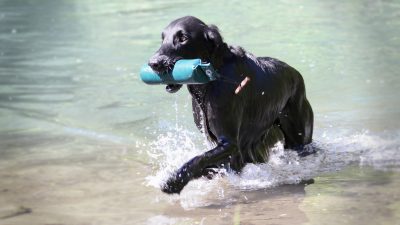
(0, 0), (399, 224)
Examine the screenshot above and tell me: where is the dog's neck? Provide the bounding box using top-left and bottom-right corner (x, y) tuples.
(187, 46), (252, 144)
(188, 45), (251, 100)
(210, 44), (248, 74)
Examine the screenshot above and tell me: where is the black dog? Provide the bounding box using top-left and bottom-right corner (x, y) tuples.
(148, 16), (313, 194)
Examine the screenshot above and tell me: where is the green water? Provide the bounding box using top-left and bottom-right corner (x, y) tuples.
(1, 0), (400, 224)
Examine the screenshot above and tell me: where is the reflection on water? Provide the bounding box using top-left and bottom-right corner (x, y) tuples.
(1, 0), (400, 224)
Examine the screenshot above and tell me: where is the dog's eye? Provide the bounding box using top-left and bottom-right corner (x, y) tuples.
(175, 31), (188, 44)
(178, 35), (188, 43)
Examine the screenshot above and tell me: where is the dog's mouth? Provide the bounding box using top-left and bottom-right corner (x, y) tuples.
(167, 57), (182, 72)
(161, 57), (183, 93)
(167, 58), (184, 93)
(149, 57), (182, 75)
(160, 59), (177, 74)
(165, 83), (182, 93)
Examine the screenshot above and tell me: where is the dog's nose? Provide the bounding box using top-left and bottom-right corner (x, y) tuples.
(148, 60), (162, 71)
(148, 56), (166, 73)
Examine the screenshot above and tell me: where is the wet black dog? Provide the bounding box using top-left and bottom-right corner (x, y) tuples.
(148, 16), (313, 194)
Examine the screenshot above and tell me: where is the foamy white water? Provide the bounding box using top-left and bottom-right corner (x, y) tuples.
(144, 123), (400, 209)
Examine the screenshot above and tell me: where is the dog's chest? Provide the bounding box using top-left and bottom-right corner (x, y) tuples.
(188, 82), (241, 140)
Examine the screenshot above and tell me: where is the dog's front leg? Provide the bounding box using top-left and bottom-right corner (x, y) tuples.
(161, 137), (234, 194)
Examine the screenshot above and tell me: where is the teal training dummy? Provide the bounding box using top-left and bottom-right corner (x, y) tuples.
(140, 59), (219, 84)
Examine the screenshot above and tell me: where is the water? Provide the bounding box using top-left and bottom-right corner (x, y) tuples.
(1, 0), (399, 224)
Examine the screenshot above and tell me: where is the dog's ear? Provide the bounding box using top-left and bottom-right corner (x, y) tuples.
(204, 25), (225, 69)
(205, 25), (223, 49)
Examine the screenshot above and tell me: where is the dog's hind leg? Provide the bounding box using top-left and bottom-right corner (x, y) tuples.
(161, 137), (236, 194)
(279, 74), (314, 151)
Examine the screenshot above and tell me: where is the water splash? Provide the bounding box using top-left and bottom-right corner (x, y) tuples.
(144, 119), (400, 208)
(145, 124), (207, 188)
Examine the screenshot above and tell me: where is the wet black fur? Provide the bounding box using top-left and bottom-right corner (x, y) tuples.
(148, 16), (314, 194)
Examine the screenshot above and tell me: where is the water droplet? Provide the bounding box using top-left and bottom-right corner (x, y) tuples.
(11, 28), (17, 34)
(261, 91), (265, 95)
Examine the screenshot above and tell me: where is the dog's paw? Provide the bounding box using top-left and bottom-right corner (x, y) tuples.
(161, 176), (185, 194)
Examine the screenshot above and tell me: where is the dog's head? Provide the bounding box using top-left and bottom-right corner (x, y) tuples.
(148, 16), (225, 93)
